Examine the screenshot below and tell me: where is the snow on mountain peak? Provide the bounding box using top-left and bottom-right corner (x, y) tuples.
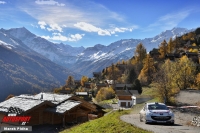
(0, 26), (194, 76)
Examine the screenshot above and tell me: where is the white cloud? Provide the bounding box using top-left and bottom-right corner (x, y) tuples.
(0, 1), (6, 4)
(38, 21), (47, 29)
(20, 0), (125, 28)
(74, 22), (137, 36)
(146, 10), (192, 31)
(31, 24), (38, 28)
(47, 23), (63, 32)
(35, 0), (65, 6)
(41, 33), (85, 42)
(38, 21), (63, 32)
(74, 22), (111, 36)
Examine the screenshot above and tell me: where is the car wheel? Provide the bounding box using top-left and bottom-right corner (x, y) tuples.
(170, 122), (174, 125)
(145, 120), (148, 124)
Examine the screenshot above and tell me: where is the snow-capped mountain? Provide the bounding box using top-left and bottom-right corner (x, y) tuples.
(1, 27), (193, 77)
(0, 29), (81, 101)
(4, 27), (85, 67)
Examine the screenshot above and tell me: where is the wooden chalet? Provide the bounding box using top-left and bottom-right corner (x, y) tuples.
(84, 82), (92, 89)
(165, 53), (180, 60)
(115, 84), (132, 90)
(0, 93), (104, 126)
(75, 92), (91, 101)
(116, 64), (127, 73)
(74, 80), (81, 86)
(149, 48), (160, 59)
(116, 89), (138, 108)
(181, 52), (199, 63)
(93, 72), (101, 78)
(96, 83), (108, 90)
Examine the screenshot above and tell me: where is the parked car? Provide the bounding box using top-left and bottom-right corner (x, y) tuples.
(139, 102), (174, 124)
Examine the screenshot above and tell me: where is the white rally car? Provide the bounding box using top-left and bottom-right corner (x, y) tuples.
(139, 102), (174, 125)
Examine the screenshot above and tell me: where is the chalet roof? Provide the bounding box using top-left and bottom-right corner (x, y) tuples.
(0, 92), (97, 114)
(129, 90), (139, 96)
(45, 100), (81, 114)
(116, 90), (132, 96)
(115, 84), (132, 88)
(116, 90), (139, 96)
(18, 93), (73, 105)
(149, 48), (160, 54)
(106, 80), (114, 85)
(0, 97), (44, 113)
(96, 83), (107, 86)
(188, 46), (199, 49)
(93, 72), (101, 75)
(75, 92), (88, 96)
(84, 82), (92, 85)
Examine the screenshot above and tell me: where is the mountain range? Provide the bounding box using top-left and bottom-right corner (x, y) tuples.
(0, 27), (194, 101)
(0, 28), (81, 101)
(4, 27), (193, 76)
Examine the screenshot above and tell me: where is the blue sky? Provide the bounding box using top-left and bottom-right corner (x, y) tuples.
(0, 0), (200, 47)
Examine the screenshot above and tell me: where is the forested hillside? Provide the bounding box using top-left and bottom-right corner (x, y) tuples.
(94, 27), (200, 104)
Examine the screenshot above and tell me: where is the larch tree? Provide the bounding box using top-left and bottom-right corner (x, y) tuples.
(159, 40), (168, 59)
(138, 54), (156, 85)
(173, 56), (196, 90)
(195, 73), (200, 90)
(133, 43), (147, 76)
(66, 75), (75, 87)
(153, 59), (178, 104)
(134, 43), (147, 64)
(81, 76), (88, 86)
(167, 38), (175, 53)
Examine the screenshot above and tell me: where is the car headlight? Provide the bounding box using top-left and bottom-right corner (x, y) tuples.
(168, 110), (174, 116)
(146, 111), (153, 116)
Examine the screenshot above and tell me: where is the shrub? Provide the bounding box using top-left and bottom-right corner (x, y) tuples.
(95, 87), (115, 102)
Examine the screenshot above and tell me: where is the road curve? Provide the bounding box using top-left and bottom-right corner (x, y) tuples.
(120, 113), (200, 133)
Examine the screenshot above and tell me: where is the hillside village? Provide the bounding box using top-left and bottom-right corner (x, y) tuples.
(1, 27), (200, 132)
(52, 27), (200, 104)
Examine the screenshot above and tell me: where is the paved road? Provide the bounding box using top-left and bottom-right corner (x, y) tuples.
(120, 113), (200, 133)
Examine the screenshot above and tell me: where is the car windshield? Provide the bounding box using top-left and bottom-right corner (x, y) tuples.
(148, 104), (168, 110)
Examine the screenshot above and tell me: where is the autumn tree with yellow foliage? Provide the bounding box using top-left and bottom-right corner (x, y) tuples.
(95, 87), (115, 102)
(159, 40), (168, 59)
(195, 73), (200, 90)
(138, 54), (156, 85)
(167, 38), (176, 53)
(81, 76), (88, 86)
(173, 56), (196, 90)
(134, 43), (147, 63)
(66, 75), (75, 87)
(153, 60), (178, 104)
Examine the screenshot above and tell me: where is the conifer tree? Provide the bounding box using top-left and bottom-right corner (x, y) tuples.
(66, 75), (75, 87)
(153, 59), (178, 104)
(138, 54), (155, 85)
(173, 56), (196, 90)
(81, 76), (88, 86)
(134, 43), (147, 63)
(159, 40), (167, 59)
(132, 79), (142, 94)
(127, 67), (137, 84)
(167, 38), (174, 53)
